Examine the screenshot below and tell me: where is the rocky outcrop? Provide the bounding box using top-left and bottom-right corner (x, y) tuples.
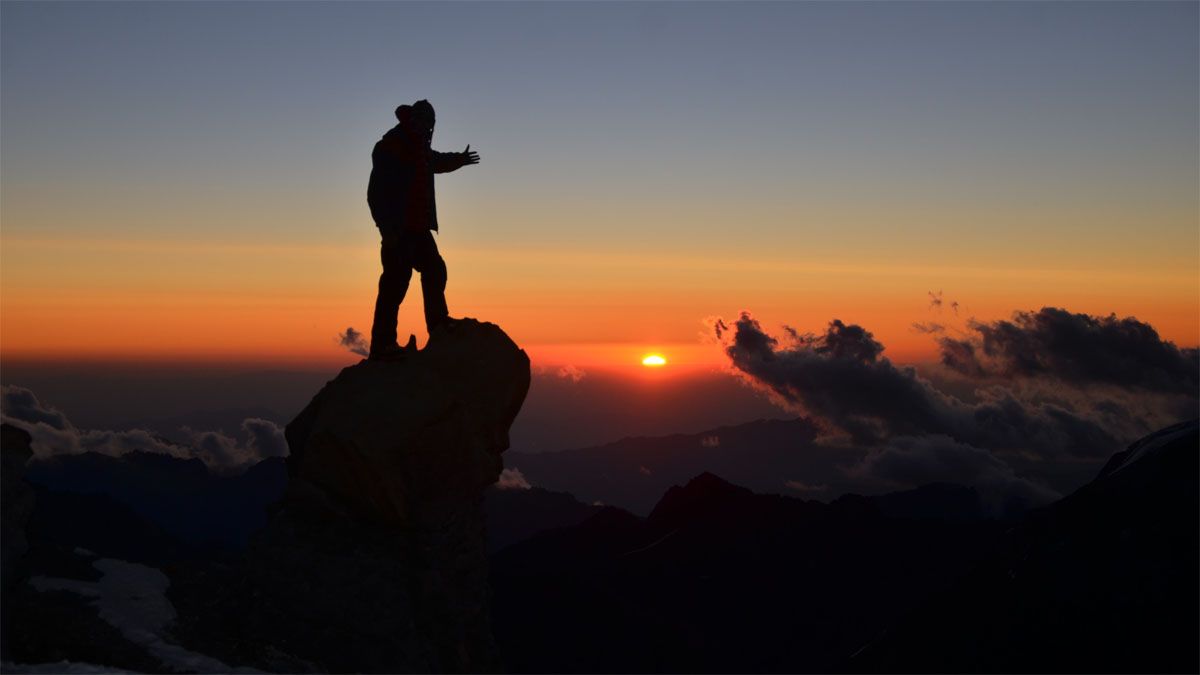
(231, 319), (529, 673)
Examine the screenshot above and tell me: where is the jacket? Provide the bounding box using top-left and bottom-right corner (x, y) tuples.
(367, 125), (466, 234)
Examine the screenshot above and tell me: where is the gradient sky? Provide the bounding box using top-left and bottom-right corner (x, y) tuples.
(3, 1), (1197, 371)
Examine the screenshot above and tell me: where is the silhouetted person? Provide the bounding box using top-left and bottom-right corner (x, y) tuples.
(368, 99), (479, 359)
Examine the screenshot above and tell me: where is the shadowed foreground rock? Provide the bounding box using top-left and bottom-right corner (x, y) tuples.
(209, 319), (529, 672)
(1, 425), (36, 661)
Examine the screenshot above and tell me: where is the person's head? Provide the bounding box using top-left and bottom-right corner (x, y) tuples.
(408, 97), (436, 142)
(394, 104), (413, 125)
(411, 100), (435, 132)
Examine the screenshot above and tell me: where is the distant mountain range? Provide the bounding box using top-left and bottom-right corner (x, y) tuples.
(507, 417), (865, 513)
(490, 472), (1005, 673)
(24, 451), (287, 557)
(490, 419), (1198, 673)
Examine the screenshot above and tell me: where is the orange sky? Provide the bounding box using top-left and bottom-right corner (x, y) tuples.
(3, 232), (1196, 373)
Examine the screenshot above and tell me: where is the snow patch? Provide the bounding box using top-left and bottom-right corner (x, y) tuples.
(29, 558), (253, 673)
(1108, 421), (1196, 476)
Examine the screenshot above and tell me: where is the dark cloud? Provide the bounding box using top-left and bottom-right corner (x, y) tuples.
(713, 312), (1121, 459)
(911, 322), (945, 335)
(1, 385), (287, 470)
(241, 417), (288, 460)
(180, 419), (287, 468)
(936, 336), (987, 377)
(849, 435), (1059, 517)
(938, 307), (1199, 395)
(25, 423), (190, 461)
(338, 326), (370, 357)
(184, 427), (244, 467)
(2, 385), (71, 430)
(928, 290), (943, 310)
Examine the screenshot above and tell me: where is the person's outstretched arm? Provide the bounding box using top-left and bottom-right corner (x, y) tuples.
(431, 145), (480, 173)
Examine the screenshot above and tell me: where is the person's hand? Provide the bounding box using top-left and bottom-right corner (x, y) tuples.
(462, 144), (480, 166)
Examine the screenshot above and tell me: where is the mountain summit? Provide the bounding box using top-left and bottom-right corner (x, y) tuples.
(285, 318), (530, 524)
(176, 318), (530, 672)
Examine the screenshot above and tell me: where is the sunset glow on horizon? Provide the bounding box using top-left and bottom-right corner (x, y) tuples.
(1, 3), (1196, 374)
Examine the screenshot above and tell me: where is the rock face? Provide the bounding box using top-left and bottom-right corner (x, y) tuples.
(238, 319), (529, 673)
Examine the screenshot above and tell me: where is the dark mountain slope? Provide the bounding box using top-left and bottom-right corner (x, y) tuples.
(850, 418), (1199, 674)
(491, 472), (1001, 673)
(508, 417), (864, 514)
(484, 485), (602, 553)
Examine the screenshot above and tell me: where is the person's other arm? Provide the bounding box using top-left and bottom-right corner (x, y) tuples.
(431, 145), (481, 173)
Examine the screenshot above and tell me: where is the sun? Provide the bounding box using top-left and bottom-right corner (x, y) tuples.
(641, 354), (667, 367)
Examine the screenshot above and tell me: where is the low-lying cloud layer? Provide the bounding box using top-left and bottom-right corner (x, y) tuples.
(848, 435), (1060, 518)
(714, 313), (1118, 456)
(1, 385), (287, 470)
(712, 307), (1197, 513)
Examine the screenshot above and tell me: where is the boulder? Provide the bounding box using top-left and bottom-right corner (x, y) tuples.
(237, 318), (530, 673)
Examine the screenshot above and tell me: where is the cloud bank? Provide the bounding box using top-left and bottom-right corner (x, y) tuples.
(713, 312), (1117, 457)
(937, 307), (1199, 395)
(1, 385), (287, 470)
(711, 307), (1196, 513)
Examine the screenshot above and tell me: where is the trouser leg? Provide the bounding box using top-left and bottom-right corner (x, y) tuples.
(413, 230), (449, 332)
(370, 239), (413, 352)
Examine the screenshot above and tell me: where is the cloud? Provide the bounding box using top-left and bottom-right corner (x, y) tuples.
(936, 335), (987, 377)
(496, 467), (531, 490)
(182, 418), (287, 468)
(241, 418), (289, 460)
(338, 326), (370, 357)
(848, 435), (1060, 517)
(557, 365), (586, 383)
(711, 312), (1121, 459)
(928, 290), (943, 310)
(936, 307), (1199, 396)
(3, 385), (188, 460)
(1, 385), (288, 470)
(911, 322), (945, 335)
(2, 385), (71, 430)
(18, 423), (191, 462)
(784, 479), (828, 494)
